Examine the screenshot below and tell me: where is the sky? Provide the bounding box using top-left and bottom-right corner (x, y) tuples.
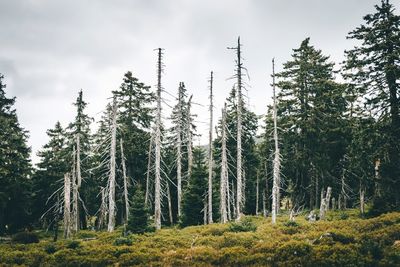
(0, 0), (390, 164)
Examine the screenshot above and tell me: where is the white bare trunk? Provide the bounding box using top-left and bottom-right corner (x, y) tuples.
(154, 48), (163, 230)
(187, 95), (193, 178)
(208, 71), (214, 224)
(319, 186), (332, 220)
(63, 172), (71, 238)
(71, 147), (79, 233)
(220, 104), (228, 223)
(236, 37), (243, 220)
(360, 184), (365, 215)
(177, 84), (183, 219)
(271, 58), (281, 224)
(120, 138), (129, 224)
(98, 187), (107, 230)
(145, 133), (153, 207)
(107, 98), (117, 232)
(76, 134), (81, 188)
(167, 181), (173, 225)
(256, 171), (259, 215)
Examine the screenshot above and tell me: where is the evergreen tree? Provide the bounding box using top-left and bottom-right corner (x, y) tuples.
(32, 121), (68, 226)
(67, 90), (94, 229)
(127, 185), (150, 234)
(0, 74), (32, 234)
(181, 147), (207, 227)
(344, 0), (400, 211)
(113, 71), (155, 188)
(214, 87), (258, 217)
(274, 38), (349, 209)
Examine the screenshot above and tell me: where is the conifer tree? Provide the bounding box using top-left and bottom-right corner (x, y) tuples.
(181, 147), (207, 227)
(275, 38), (349, 209)
(0, 73), (31, 234)
(344, 0), (400, 211)
(127, 185), (150, 234)
(33, 121), (68, 226)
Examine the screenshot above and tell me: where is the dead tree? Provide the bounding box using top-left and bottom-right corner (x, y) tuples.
(145, 132), (154, 207)
(177, 83), (183, 219)
(271, 58), (281, 224)
(256, 170), (259, 215)
(208, 71), (214, 224)
(186, 95), (193, 178)
(71, 147), (79, 233)
(98, 186), (107, 230)
(166, 181), (173, 225)
(107, 97), (117, 232)
(63, 172), (71, 239)
(120, 138), (129, 224)
(220, 104), (228, 223)
(154, 48), (163, 230)
(319, 186), (332, 220)
(228, 36), (245, 220)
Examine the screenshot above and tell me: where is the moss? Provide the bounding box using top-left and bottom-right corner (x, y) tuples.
(0, 210), (399, 266)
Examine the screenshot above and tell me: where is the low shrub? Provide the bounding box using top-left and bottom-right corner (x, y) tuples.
(114, 237), (133, 246)
(228, 217), (257, 232)
(44, 243), (57, 254)
(283, 220), (300, 227)
(66, 240), (81, 249)
(11, 231), (39, 244)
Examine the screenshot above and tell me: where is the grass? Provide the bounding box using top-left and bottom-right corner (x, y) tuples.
(0, 210), (399, 266)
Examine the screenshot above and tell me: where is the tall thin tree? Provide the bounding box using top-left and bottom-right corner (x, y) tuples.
(271, 58), (281, 224)
(208, 71), (214, 224)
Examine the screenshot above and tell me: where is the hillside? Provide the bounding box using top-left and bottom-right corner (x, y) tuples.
(0, 210), (399, 266)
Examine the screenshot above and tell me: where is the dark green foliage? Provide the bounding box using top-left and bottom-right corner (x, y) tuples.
(228, 217), (257, 232)
(113, 237), (133, 246)
(11, 232), (39, 244)
(270, 38), (349, 210)
(283, 220), (300, 227)
(44, 243), (57, 254)
(127, 185), (150, 234)
(32, 121), (68, 226)
(0, 74), (32, 234)
(66, 240), (80, 249)
(345, 0), (400, 212)
(181, 147), (207, 227)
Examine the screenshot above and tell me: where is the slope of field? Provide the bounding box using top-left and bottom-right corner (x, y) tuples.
(0, 210), (399, 266)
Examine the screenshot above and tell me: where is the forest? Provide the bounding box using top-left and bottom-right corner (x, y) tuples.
(0, 0), (399, 266)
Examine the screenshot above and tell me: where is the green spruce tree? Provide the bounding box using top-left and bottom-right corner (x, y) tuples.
(127, 185), (150, 234)
(0, 74), (32, 234)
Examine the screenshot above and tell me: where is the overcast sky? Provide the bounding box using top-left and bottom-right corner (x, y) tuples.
(0, 0), (391, 164)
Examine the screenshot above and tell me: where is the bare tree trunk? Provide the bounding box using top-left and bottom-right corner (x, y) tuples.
(203, 199), (207, 225)
(120, 138), (129, 224)
(145, 133), (153, 207)
(76, 134), (81, 188)
(63, 172), (71, 239)
(236, 37), (243, 221)
(256, 171), (259, 215)
(208, 71), (214, 224)
(332, 197), (336, 211)
(166, 181), (173, 225)
(154, 48), (163, 230)
(271, 58), (281, 224)
(187, 95), (193, 178)
(232, 181), (237, 219)
(319, 187), (332, 220)
(98, 187), (107, 230)
(220, 104), (228, 223)
(108, 98), (117, 232)
(71, 147), (79, 233)
(177, 83), (183, 219)
(360, 183), (365, 215)
(227, 180), (232, 221)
